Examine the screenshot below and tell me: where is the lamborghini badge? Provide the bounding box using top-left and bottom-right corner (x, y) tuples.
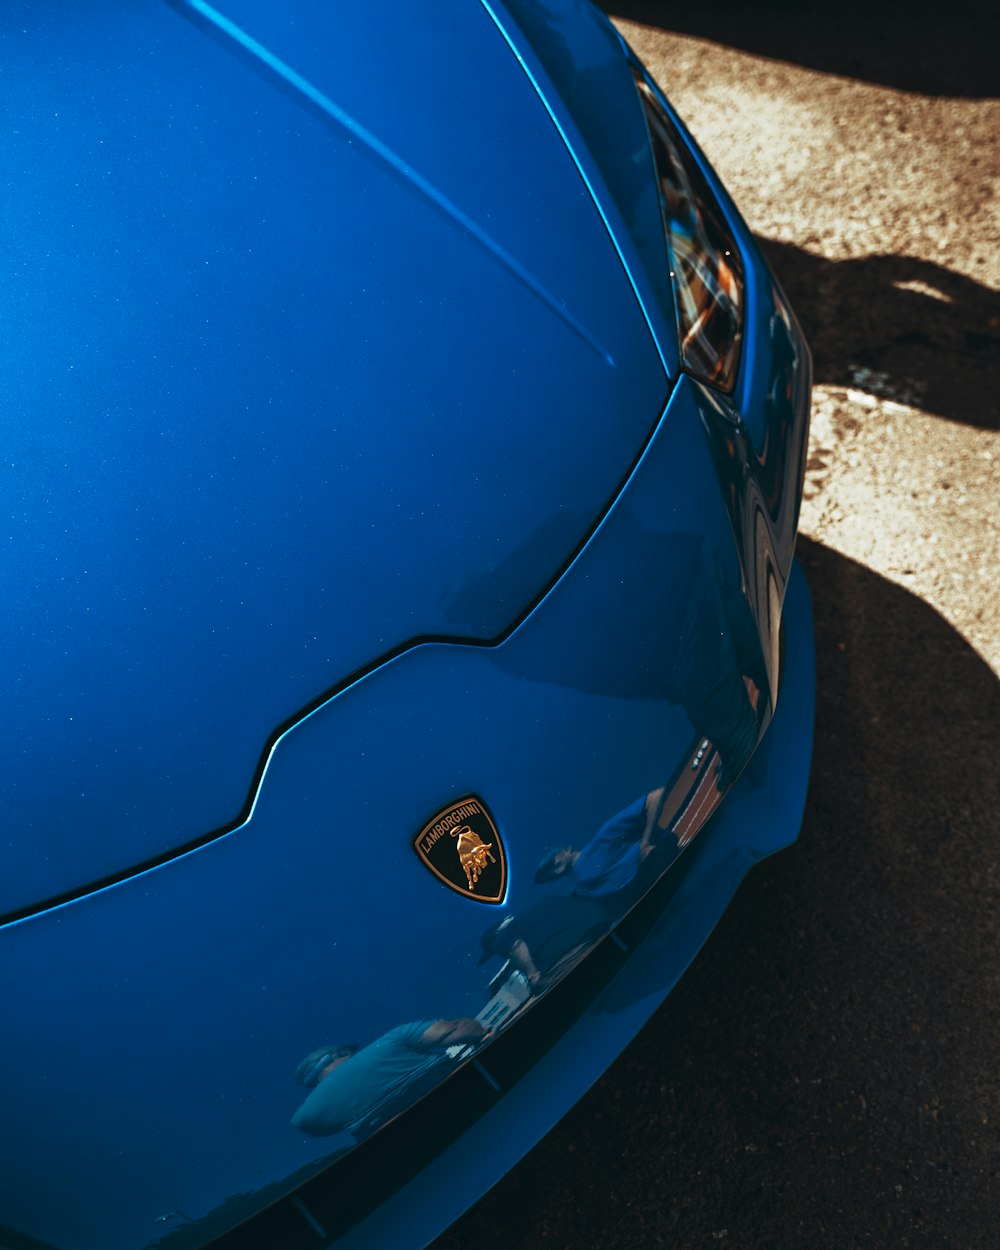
(413, 796), (507, 904)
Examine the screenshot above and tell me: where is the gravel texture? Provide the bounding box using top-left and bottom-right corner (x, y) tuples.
(432, 3), (1000, 1247)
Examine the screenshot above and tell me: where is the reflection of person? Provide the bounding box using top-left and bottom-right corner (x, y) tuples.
(292, 1017), (485, 1140)
(535, 789), (666, 899)
(478, 896), (610, 990)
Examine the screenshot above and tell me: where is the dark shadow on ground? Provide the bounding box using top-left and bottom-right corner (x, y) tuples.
(432, 538), (1000, 1250)
(761, 240), (1000, 431)
(605, 0), (1000, 98)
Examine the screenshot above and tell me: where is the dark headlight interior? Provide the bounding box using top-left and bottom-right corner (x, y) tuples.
(633, 68), (744, 393)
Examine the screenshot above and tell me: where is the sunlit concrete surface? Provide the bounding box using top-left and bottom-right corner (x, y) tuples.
(619, 20), (1000, 674)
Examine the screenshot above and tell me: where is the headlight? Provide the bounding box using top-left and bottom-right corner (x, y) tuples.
(632, 66), (744, 393)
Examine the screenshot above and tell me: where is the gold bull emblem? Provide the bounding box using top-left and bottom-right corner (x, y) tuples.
(452, 824), (495, 890)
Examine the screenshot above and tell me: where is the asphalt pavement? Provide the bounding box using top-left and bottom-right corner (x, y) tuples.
(432, 3), (1000, 1247)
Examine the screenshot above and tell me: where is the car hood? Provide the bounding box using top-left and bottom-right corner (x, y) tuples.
(0, 375), (780, 1250)
(1, 0), (668, 918)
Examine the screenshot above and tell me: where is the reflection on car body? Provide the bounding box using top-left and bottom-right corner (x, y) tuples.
(291, 628), (763, 1150)
(293, 1019), (488, 1142)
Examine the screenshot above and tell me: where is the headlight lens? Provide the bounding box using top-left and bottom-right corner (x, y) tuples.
(633, 67), (744, 393)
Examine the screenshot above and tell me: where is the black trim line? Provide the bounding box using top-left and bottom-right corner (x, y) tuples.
(2, 383), (675, 930)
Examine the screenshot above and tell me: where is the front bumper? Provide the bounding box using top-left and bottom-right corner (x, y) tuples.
(330, 556), (814, 1250)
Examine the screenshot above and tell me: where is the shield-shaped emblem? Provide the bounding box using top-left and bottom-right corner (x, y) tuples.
(413, 796), (507, 904)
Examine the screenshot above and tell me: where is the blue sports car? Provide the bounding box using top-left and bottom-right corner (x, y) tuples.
(1, 1), (814, 1247)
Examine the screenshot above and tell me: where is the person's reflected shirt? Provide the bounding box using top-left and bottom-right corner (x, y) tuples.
(293, 1020), (447, 1139)
(571, 794), (650, 896)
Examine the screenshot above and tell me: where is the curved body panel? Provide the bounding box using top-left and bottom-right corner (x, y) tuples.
(1, 368), (802, 1250)
(482, 0), (681, 372)
(2, 0), (665, 916)
(2, 4), (816, 1248)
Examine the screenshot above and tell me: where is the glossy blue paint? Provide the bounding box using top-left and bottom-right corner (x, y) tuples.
(482, 0), (681, 376)
(336, 558), (815, 1250)
(3, 4), (816, 1247)
(0, 368), (803, 1250)
(1, 0), (666, 918)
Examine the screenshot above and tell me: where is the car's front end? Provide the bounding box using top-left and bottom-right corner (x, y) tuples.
(1, 3), (813, 1248)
